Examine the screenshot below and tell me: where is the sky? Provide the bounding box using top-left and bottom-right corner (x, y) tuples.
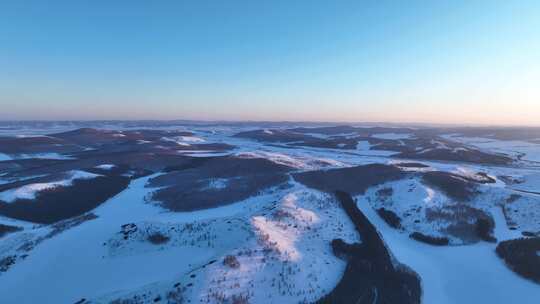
(1, 1), (539, 126)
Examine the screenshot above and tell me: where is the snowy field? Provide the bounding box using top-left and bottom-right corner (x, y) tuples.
(0, 123), (539, 304)
(445, 135), (540, 163)
(356, 199), (540, 304)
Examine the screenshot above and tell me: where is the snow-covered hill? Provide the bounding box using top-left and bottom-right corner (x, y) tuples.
(1, 122), (539, 304)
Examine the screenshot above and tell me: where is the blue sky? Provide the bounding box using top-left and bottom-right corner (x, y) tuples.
(1, 1), (539, 125)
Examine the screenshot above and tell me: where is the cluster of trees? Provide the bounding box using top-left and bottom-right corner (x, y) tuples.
(376, 208), (402, 229)
(496, 237), (540, 284)
(409, 232), (450, 246)
(318, 191), (421, 304)
(147, 232), (170, 245)
(0, 223), (22, 238)
(0, 176), (129, 224)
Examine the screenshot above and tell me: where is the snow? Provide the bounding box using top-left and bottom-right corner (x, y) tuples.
(0, 177), (295, 303)
(0, 175), (190, 304)
(0, 214), (36, 229)
(204, 128), (395, 167)
(0, 153), (12, 161)
(1, 124), (540, 304)
(161, 135), (206, 146)
(388, 160), (432, 172)
(251, 193), (320, 262)
(0, 174), (47, 186)
(356, 140), (399, 156)
(252, 215), (302, 260)
(364, 169), (540, 246)
(95, 164), (116, 170)
(0, 170), (100, 203)
(365, 178), (455, 242)
(355, 197), (540, 304)
(185, 188), (359, 304)
(180, 136), (205, 143)
(205, 178), (228, 190)
(160, 135), (206, 148)
(455, 166), (475, 176)
(446, 135), (540, 163)
(491, 206), (522, 241)
(237, 150), (345, 170)
(0, 183), (62, 202)
(431, 139), (451, 150)
(13, 152), (74, 160)
(498, 191), (540, 232)
(424, 187), (436, 205)
(161, 136), (191, 146)
(237, 151), (306, 169)
(417, 147), (434, 154)
(15, 135), (52, 138)
(371, 133), (413, 140)
(53, 185), (359, 304)
(514, 173), (540, 193)
(176, 150), (231, 157)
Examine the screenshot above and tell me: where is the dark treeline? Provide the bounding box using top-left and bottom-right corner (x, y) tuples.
(317, 191), (421, 304)
(0, 176), (129, 224)
(496, 237), (540, 284)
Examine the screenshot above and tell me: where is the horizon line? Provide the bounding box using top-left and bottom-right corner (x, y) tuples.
(1, 118), (540, 129)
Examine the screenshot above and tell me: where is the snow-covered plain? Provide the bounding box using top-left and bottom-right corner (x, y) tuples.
(371, 132), (413, 140)
(445, 135), (540, 163)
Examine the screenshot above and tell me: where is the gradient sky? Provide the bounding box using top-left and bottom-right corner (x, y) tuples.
(1, 1), (539, 125)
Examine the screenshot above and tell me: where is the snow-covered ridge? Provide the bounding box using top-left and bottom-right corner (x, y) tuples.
(161, 135), (206, 146)
(236, 150), (345, 170)
(189, 189), (359, 304)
